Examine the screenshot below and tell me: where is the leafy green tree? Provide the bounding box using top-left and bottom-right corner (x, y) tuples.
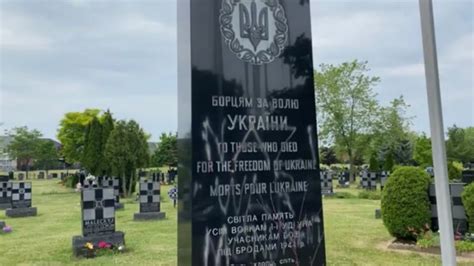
(319, 146), (338, 166)
(105, 120), (149, 197)
(100, 110), (115, 175)
(82, 118), (103, 175)
(151, 133), (177, 167)
(369, 96), (413, 165)
(7, 127), (42, 178)
(383, 152), (395, 172)
(446, 125), (474, 164)
(34, 139), (59, 175)
(315, 60), (380, 181)
(57, 109), (101, 164)
(413, 133), (433, 167)
(369, 152), (379, 171)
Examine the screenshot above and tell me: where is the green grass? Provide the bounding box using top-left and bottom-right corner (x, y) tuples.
(0, 180), (472, 265)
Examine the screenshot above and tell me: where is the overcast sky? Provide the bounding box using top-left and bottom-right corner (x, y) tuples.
(0, 0), (472, 142)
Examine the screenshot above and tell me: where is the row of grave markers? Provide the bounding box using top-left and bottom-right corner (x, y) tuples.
(320, 170), (391, 195)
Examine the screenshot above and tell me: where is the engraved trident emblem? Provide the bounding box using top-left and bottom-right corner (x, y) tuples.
(239, 0), (269, 51)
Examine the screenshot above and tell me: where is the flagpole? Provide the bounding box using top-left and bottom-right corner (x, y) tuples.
(419, 0), (456, 265)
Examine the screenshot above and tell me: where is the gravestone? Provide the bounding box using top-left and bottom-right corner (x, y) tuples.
(72, 181), (125, 257)
(429, 183), (468, 234)
(0, 181), (12, 210)
(38, 171), (45, 179)
(178, 0), (326, 264)
(338, 171), (350, 188)
(18, 173), (24, 180)
(360, 171), (377, 190)
(462, 170), (474, 184)
(101, 177), (123, 209)
(134, 175), (165, 220)
(6, 182), (37, 217)
(0, 175), (9, 182)
(168, 186), (178, 208)
(380, 171), (390, 190)
(320, 171), (334, 195)
(0, 221), (5, 229)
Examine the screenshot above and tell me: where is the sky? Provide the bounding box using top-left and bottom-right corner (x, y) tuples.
(0, 0), (472, 142)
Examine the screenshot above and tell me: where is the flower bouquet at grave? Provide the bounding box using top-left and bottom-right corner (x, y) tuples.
(81, 241), (126, 258)
(1, 225), (12, 234)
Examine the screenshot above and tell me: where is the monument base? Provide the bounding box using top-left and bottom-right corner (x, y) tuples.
(72, 231), (125, 257)
(0, 203), (11, 210)
(134, 212), (166, 221)
(115, 203), (124, 210)
(5, 207), (37, 218)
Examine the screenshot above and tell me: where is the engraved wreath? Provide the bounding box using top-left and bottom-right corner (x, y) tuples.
(220, 0), (288, 65)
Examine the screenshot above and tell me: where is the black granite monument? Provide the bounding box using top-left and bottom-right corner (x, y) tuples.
(72, 181), (125, 257)
(5, 182), (37, 217)
(0, 181), (12, 210)
(134, 174), (165, 220)
(178, 0), (326, 264)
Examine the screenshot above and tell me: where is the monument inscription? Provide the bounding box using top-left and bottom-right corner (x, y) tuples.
(178, 0), (325, 265)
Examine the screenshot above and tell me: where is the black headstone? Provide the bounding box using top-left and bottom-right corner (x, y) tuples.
(81, 186), (115, 237)
(462, 170), (474, 184)
(178, 0), (325, 264)
(11, 182), (32, 208)
(429, 183), (468, 234)
(138, 179), (161, 213)
(0, 181), (12, 209)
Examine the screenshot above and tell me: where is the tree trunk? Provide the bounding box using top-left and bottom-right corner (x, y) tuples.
(121, 174), (127, 198)
(347, 149), (354, 182)
(127, 170), (135, 198)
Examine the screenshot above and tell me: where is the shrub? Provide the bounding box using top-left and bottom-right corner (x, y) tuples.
(462, 183), (474, 233)
(447, 161), (462, 181)
(64, 174), (79, 188)
(455, 241), (474, 253)
(381, 166), (432, 240)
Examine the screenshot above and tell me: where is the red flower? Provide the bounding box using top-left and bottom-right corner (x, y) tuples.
(98, 241), (111, 249)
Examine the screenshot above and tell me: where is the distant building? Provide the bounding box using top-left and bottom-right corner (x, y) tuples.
(0, 136), (63, 172)
(0, 136), (16, 172)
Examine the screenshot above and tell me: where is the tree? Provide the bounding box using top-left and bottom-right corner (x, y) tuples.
(319, 146), (338, 166)
(7, 127), (42, 178)
(35, 140), (59, 175)
(369, 152), (379, 171)
(82, 117), (103, 175)
(100, 110), (115, 175)
(315, 60), (380, 181)
(57, 109), (101, 164)
(105, 120), (150, 197)
(151, 133), (178, 167)
(446, 125), (474, 164)
(369, 96), (413, 165)
(413, 133), (433, 167)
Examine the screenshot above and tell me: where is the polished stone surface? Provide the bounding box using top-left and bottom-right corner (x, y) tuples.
(133, 212), (166, 221)
(178, 0), (325, 265)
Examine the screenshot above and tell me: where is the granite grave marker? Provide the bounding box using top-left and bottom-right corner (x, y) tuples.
(134, 174), (165, 220)
(72, 181), (125, 257)
(6, 182), (37, 217)
(0, 181), (12, 210)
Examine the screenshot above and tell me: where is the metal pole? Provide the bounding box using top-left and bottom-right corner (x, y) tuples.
(419, 0), (456, 265)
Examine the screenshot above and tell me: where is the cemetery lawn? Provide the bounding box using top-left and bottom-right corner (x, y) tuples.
(0, 180), (471, 265)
